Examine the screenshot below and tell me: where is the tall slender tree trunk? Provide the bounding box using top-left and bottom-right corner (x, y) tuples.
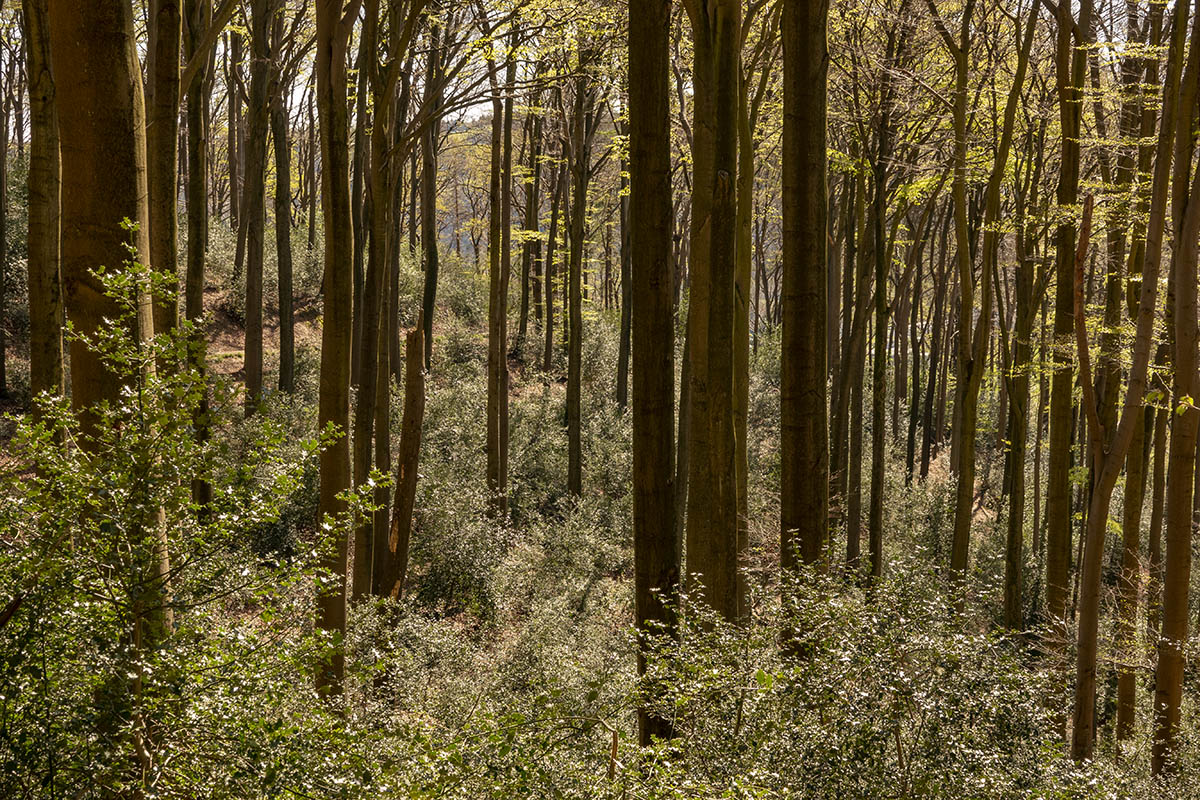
(543, 156), (564, 372)
(241, 0), (271, 414)
(485, 45), (510, 516)
(1046, 0), (1091, 630)
(684, 0), (741, 621)
(521, 103), (543, 358)
(271, 14), (295, 393)
(1153, 6), (1200, 772)
(566, 48), (594, 498)
(420, 13), (442, 369)
(314, 0), (356, 696)
(227, 30), (241, 230)
(868, 29), (902, 582)
(616, 153), (631, 411)
(184, 0), (212, 507)
(147, 0), (181, 336)
(349, 28), (369, 387)
(380, 320), (424, 598)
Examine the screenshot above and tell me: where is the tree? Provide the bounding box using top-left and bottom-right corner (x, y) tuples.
(47, 0), (172, 778)
(682, 0), (741, 623)
(629, 0), (678, 745)
(147, 0), (182, 337)
(1044, 0), (1092, 630)
(270, 2), (304, 394)
(23, 0), (63, 414)
(241, 0), (272, 414)
(780, 0), (829, 576)
(1152, 3), (1200, 772)
(566, 39), (598, 497)
(183, 0), (214, 507)
(314, 0), (360, 697)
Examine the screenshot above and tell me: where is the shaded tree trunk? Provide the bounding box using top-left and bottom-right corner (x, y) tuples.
(270, 12), (295, 393)
(241, 0), (271, 414)
(184, 0), (213, 507)
(23, 0), (64, 413)
(629, 0), (679, 744)
(566, 46), (595, 498)
(147, 0), (181, 336)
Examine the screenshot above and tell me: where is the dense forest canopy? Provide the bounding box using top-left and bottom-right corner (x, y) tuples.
(5, 0), (1200, 795)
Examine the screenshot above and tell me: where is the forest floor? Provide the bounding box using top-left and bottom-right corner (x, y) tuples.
(203, 287), (324, 380)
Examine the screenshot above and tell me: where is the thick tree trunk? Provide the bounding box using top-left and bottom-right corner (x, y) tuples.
(686, 0), (741, 621)
(48, 0), (169, 778)
(781, 0), (830, 593)
(629, 0), (678, 744)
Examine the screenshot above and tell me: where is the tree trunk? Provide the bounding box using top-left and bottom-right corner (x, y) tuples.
(567, 49), (594, 498)
(23, 0), (64, 413)
(616, 154), (631, 411)
(686, 0), (741, 621)
(271, 14), (295, 393)
(380, 320), (425, 598)
(349, 27), (369, 387)
(1045, 0), (1091, 629)
(48, 0), (168, 779)
(184, 0), (213, 507)
(629, 0), (679, 744)
(485, 47), (510, 516)
(241, 0), (271, 414)
(781, 0), (830, 597)
(419, 17), (442, 369)
(1152, 6), (1200, 771)
(543, 157), (564, 372)
(147, 0), (181, 336)
(314, 0), (355, 696)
